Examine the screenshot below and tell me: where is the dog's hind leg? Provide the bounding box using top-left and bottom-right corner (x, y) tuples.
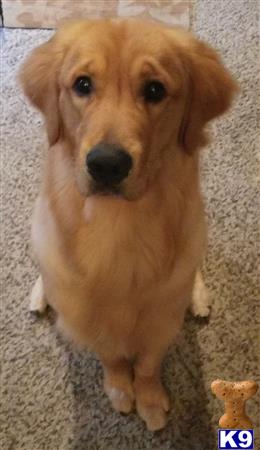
(190, 270), (211, 317)
(29, 275), (48, 314)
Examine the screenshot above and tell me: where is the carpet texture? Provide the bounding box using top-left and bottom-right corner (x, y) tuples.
(1, 1), (259, 449)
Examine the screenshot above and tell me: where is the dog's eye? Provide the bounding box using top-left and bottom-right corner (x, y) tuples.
(73, 76), (93, 96)
(143, 80), (166, 103)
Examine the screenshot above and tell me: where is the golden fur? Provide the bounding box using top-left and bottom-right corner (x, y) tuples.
(20, 19), (237, 430)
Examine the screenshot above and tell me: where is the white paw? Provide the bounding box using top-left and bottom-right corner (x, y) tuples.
(105, 384), (134, 414)
(190, 271), (211, 317)
(30, 275), (47, 313)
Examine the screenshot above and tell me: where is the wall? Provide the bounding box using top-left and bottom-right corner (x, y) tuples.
(2, 0), (190, 28)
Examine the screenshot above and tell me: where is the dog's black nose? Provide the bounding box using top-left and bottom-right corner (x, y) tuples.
(87, 144), (132, 185)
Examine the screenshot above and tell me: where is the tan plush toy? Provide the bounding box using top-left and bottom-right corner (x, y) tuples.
(211, 379), (258, 429)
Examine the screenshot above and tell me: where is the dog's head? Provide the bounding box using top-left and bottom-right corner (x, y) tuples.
(20, 19), (237, 200)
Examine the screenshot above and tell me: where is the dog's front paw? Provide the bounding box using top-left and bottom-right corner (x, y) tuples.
(138, 404), (168, 431)
(135, 380), (170, 431)
(30, 275), (47, 314)
(105, 386), (134, 414)
(190, 271), (211, 317)
(104, 365), (135, 414)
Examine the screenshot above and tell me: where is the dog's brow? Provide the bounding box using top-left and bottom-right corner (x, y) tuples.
(63, 59), (97, 87)
(132, 57), (183, 94)
(72, 59), (95, 75)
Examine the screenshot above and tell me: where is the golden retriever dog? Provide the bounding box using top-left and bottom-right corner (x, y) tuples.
(20, 19), (237, 430)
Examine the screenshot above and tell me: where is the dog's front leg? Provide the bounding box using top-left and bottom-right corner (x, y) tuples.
(101, 357), (135, 414)
(134, 351), (170, 431)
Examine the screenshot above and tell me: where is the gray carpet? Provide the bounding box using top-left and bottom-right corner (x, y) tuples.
(1, 1), (259, 449)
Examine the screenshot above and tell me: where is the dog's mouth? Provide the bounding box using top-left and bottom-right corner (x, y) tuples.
(87, 176), (144, 202)
(90, 181), (124, 198)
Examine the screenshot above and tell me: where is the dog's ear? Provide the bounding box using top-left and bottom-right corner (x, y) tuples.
(179, 38), (238, 152)
(19, 36), (64, 145)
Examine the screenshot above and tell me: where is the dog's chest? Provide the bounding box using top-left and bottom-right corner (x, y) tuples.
(74, 198), (175, 292)
(33, 196), (174, 287)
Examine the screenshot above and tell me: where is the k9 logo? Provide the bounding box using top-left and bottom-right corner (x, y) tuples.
(218, 430), (254, 449)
